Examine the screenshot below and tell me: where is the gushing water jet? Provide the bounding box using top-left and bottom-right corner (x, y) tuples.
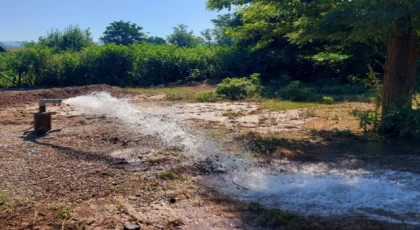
(64, 92), (420, 225)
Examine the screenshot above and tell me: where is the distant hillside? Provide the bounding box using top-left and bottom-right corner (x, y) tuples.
(0, 41), (23, 48)
(1, 41), (102, 48)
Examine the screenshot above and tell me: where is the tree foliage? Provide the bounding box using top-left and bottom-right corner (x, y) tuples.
(167, 24), (202, 47)
(201, 29), (214, 45)
(0, 44), (239, 87)
(100, 20), (146, 45)
(0, 43), (6, 52)
(145, 36), (166, 45)
(38, 25), (94, 52)
(207, 0), (420, 134)
(216, 73), (262, 100)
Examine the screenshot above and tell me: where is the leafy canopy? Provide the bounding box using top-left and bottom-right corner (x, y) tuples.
(206, 0), (420, 49)
(0, 43), (6, 52)
(100, 20), (146, 45)
(167, 24), (202, 47)
(145, 36), (166, 45)
(38, 25), (94, 52)
(201, 29), (214, 45)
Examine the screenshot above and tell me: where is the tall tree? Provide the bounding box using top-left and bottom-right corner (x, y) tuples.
(167, 24), (201, 47)
(207, 0), (420, 116)
(211, 13), (240, 46)
(39, 25), (93, 52)
(6, 45), (53, 86)
(0, 43), (6, 52)
(201, 29), (213, 46)
(100, 21), (146, 45)
(145, 36), (166, 45)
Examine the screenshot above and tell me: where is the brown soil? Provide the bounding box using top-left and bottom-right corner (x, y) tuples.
(0, 85), (127, 109)
(0, 85), (418, 230)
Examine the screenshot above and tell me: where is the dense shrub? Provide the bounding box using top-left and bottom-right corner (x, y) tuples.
(131, 44), (230, 86)
(316, 84), (367, 95)
(216, 73), (262, 100)
(195, 92), (221, 102)
(278, 81), (317, 102)
(322, 96), (334, 104)
(166, 93), (184, 101)
(381, 106), (420, 137)
(0, 44), (237, 87)
(82, 45), (134, 86)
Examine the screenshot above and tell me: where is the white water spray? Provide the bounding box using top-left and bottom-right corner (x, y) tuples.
(65, 92), (420, 225)
(64, 92), (198, 151)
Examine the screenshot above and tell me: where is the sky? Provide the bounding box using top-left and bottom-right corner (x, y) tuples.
(1, 0), (225, 42)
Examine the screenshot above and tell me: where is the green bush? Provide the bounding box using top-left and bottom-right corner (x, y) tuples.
(131, 44), (232, 86)
(166, 93), (184, 101)
(157, 171), (178, 180)
(1, 43), (238, 87)
(278, 81), (317, 102)
(195, 92), (220, 102)
(322, 96), (334, 104)
(216, 73), (262, 100)
(381, 106), (420, 137)
(351, 109), (378, 132)
(316, 84), (367, 95)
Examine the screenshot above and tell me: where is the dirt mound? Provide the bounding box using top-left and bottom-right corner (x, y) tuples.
(0, 85), (127, 108)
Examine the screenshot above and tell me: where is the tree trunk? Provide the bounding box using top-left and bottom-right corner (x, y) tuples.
(382, 33), (419, 114)
(18, 72), (22, 86)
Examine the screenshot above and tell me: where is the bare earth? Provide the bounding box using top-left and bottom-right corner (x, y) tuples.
(1, 85), (419, 230)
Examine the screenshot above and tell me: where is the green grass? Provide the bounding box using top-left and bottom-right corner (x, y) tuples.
(128, 86), (374, 106)
(157, 171), (178, 180)
(53, 204), (72, 220)
(195, 91), (221, 102)
(237, 132), (299, 155)
(261, 100), (355, 111)
(262, 101), (316, 110)
(222, 111), (245, 119)
(0, 191), (10, 211)
(248, 202), (301, 227)
(128, 86), (214, 101)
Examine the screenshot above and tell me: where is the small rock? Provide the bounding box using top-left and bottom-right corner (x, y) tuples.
(124, 222), (141, 230)
(169, 197), (176, 204)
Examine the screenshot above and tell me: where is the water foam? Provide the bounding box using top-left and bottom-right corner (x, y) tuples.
(205, 166), (420, 224)
(65, 92), (420, 225)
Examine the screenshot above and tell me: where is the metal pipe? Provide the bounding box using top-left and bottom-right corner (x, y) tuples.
(35, 99), (62, 135)
(39, 99), (62, 106)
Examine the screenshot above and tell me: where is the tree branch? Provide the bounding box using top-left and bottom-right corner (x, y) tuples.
(0, 73), (15, 84)
(366, 42), (386, 58)
(374, 59), (385, 70)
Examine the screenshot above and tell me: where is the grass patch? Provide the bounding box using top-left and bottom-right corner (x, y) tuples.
(261, 100), (349, 111)
(166, 93), (184, 101)
(237, 132), (299, 155)
(248, 202), (301, 227)
(310, 128), (376, 141)
(0, 191), (10, 211)
(147, 157), (165, 164)
(128, 86), (214, 101)
(299, 108), (317, 118)
(262, 100), (318, 111)
(222, 111), (245, 119)
(167, 218), (185, 227)
(53, 205), (72, 220)
(146, 181), (162, 191)
(195, 91), (221, 102)
(157, 171), (178, 180)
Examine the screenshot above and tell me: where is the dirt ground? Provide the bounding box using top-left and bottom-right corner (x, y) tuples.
(1, 85), (419, 230)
